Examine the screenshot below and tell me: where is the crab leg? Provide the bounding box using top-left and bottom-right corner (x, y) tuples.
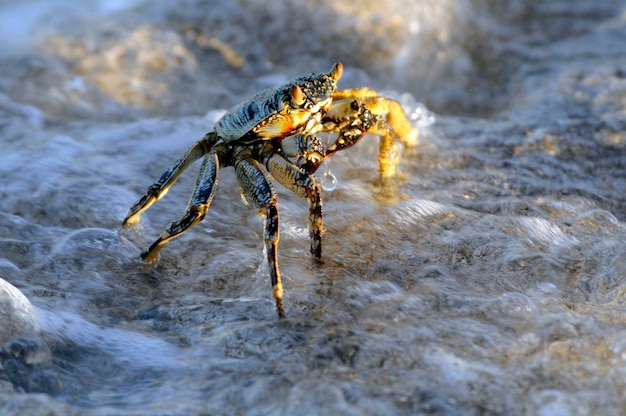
(123, 132), (217, 226)
(235, 148), (285, 318)
(141, 150), (221, 263)
(265, 152), (323, 258)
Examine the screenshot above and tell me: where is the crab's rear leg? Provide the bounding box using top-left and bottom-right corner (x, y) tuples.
(235, 148), (285, 318)
(141, 149), (221, 263)
(123, 132), (217, 227)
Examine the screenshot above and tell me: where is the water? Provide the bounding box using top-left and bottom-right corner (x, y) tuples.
(1, 0), (626, 414)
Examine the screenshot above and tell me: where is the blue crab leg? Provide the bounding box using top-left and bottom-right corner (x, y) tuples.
(123, 132), (218, 227)
(141, 150), (221, 264)
(265, 151), (324, 259)
(234, 148), (285, 318)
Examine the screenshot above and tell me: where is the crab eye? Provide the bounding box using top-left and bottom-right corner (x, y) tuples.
(290, 85), (306, 107)
(329, 62), (344, 82)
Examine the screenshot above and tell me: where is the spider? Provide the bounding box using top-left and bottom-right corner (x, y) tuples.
(122, 62), (417, 317)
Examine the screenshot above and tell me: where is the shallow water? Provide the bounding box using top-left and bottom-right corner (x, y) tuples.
(2, 1), (626, 415)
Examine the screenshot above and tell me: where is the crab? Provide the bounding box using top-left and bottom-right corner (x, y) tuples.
(122, 62), (417, 317)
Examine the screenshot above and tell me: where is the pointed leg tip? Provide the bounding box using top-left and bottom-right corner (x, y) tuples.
(310, 243), (322, 259)
(123, 194), (159, 227)
(141, 245), (161, 266)
(276, 299), (286, 319)
(122, 215), (140, 228)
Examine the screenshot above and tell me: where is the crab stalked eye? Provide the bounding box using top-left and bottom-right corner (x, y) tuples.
(290, 85), (306, 107)
(329, 62), (344, 82)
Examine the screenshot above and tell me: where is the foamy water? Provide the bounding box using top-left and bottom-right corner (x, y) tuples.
(1, 1), (626, 415)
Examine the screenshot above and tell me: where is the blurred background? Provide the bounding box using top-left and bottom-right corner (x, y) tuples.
(4, 0), (620, 120)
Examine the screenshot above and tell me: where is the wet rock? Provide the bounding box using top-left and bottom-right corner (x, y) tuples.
(0, 278), (38, 345)
(0, 279), (59, 394)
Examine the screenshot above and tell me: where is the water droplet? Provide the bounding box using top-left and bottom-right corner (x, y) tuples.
(322, 171), (337, 192)
(319, 148), (338, 192)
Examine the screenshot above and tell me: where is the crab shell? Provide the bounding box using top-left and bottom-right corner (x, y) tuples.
(213, 63), (344, 144)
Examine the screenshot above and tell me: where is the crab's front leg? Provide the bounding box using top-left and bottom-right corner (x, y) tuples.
(234, 147), (285, 318)
(123, 132), (218, 226)
(264, 146), (324, 258)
